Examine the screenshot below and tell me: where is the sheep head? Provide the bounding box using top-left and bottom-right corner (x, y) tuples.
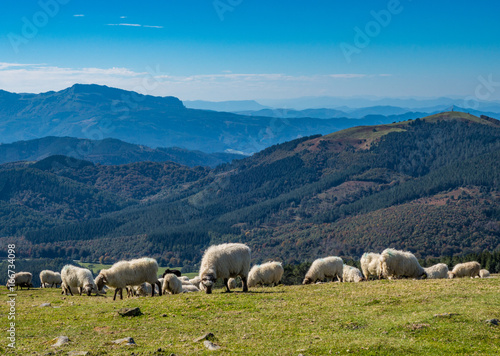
(95, 274), (107, 291)
(302, 277), (313, 285)
(201, 273), (216, 294)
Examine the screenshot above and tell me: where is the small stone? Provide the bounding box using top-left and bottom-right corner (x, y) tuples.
(194, 332), (215, 342)
(111, 337), (137, 346)
(486, 319), (499, 326)
(203, 340), (220, 351)
(67, 352), (89, 356)
(40, 303), (51, 307)
(49, 336), (69, 347)
(434, 313), (459, 318)
(117, 307), (142, 317)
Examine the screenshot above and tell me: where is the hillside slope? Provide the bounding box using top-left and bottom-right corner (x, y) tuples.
(2, 112), (499, 266)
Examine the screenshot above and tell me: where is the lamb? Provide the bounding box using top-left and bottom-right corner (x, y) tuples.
(424, 263), (449, 279)
(162, 273), (183, 295)
(360, 253), (382, 280)
(342, 265), (364, 283)
(479, 269), (490, 278)
(448, 261), (481, 279)
(379, 248), (427, 280)
(247, 261), (284, 287)
(199, 243), (251, 294)
(302, 256), (343, 284)
(130, 282), (153, 297)
(95, 257), (161, 300)
(61, 265), (97, 296)
(40, 270), (62, 288)
(6, 272), (33, 290)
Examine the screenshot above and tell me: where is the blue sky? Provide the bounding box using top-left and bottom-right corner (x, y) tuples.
(0, 0), (499, 101)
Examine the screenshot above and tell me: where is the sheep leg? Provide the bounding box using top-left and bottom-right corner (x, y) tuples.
(113, 288), (120, 301)
(68, 286), (74, 296)
(120, 288), (123, 300)
(156, 281), (162, 296)
(241, 276), (248, 292)
(79, 287), (83, 296)
(151, 284), (155, 298)
(223, 278), (232, 293)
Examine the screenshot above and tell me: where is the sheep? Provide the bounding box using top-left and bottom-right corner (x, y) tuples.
(302, 256), (343, 284)
(379, 248), (427, 280)
(40, 270), (62, 288)
(61, 265), (97, 296)
(189, 276), (201, 288)
(6, 272), (33, 290)
(479, 269), (490, 278)
(448, 261), (481, 279)
(342, 265), (364, 283)
(179, 276), (190, 282)
(424, 263), (449, 279)
(228, 278), (237, 289)
(95, 257), (161, 300)
(247, 261), (284, 288)
(128, 282), (153, 297)
(199, 243), (251, 294)
(162, 273), (183, 295)
(182, 284), (200, 293)
(360, 253), (382, 280)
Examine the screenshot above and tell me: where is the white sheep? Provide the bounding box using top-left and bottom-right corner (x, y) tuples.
(162, 273), (183, 295)
(479, 269), (490, 278)
(189, 276), (201, 288)
(199, 243), (251, 294)
(60, 281), (80, 295)
(424, 263), (449, 279)
(379, 248), (427, 280)
(61, 265), (97, 296)
(247, 261), (284, 287)
(95, 257), (161, 300)
(6, 272), (32, 290)
(360, 253), (382, 280)
(40, 270), (62, 288)
(342, 265), (364, 283)
(130, 282), (153, 297)
(302, 256), (343, 284)
(179, 276), (190, 282)
(448, 261), (481, 278)
(182, 284), (200, 293)
(228, 278), (237, 289)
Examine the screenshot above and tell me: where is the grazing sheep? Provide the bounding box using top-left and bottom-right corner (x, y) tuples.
(6, 272), (33, 290)
(479, 269), (490, 278)
(228, 278), (237, 289)
(182, 284), (200, 293)
(360, 253), (382, 280)
(448, 261), (481, 279)
(424, 263), (449, 279)
(162, 273), (183, 295)
(199, 243), (251, 294)
(161, 269), (181, 278)
(61, 265), (97, 296)
(95, 257), (161, 300)
(247, 261), (284, 287)
(342, 265), (364, 283)
(379, 248), (427, 280)
(40, 270), (62, 288)
(302, 256), (343, 284)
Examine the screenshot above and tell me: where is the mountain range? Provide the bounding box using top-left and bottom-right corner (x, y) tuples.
(2, 111), (498, 268)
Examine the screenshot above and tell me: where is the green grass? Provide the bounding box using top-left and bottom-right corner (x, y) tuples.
(78, 262), (198, 279)
(2, 277), (499, 355)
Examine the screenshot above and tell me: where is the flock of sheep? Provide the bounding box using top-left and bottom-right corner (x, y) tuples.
(7, 244), (492, 299)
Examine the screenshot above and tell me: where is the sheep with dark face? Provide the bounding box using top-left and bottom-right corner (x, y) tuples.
(61, 265), (96, 296)
(95, 257), (161, 301)
(199, 243), (251, 294)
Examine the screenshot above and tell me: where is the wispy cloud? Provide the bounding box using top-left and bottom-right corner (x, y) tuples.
(120, 16), (127, 19)
(0, 63), (394, 100)
(73, 14), (85, 17)
(106, 23), (163, 29)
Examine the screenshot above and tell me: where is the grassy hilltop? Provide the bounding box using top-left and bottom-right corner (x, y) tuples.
(3, 277), (499, 355)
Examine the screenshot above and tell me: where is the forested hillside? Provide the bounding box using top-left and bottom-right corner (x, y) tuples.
(1, 112), (498, 268)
